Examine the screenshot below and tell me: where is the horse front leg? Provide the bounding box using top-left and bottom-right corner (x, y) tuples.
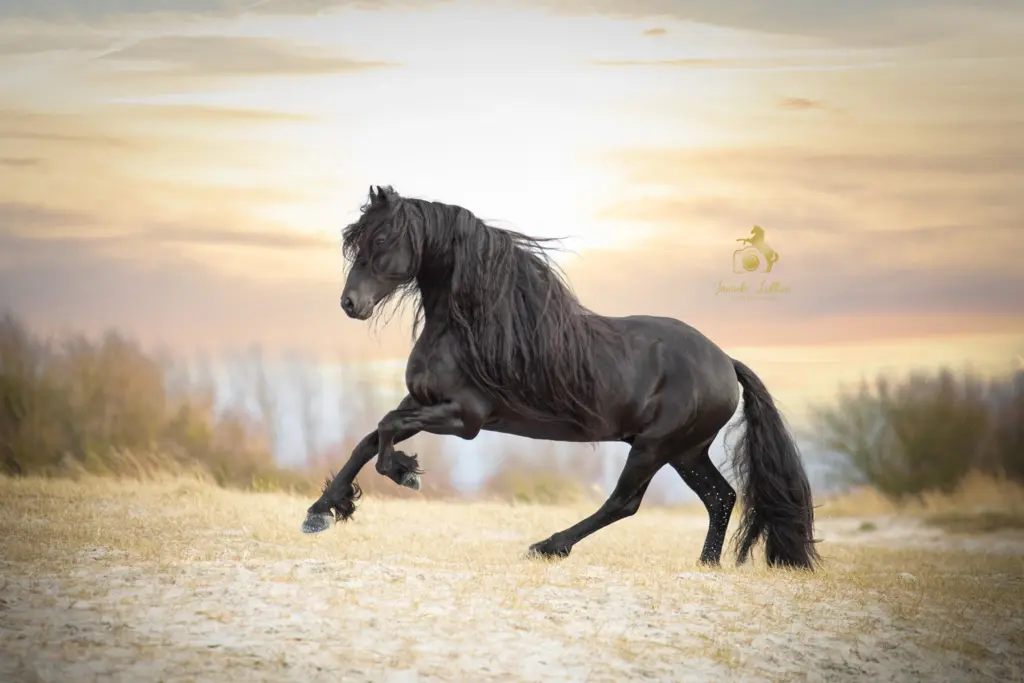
(375, 397), (486, 476)
(301, 396), (423, 534)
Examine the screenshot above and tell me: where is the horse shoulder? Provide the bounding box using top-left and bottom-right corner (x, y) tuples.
(405, 330), (462, 404)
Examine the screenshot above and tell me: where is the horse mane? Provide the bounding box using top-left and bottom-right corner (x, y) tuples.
(341, 187), (624, 430)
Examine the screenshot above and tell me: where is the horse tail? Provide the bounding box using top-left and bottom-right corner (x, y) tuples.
(728, 358), (820, 570)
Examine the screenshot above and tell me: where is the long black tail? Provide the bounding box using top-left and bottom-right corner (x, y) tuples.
(729, 359), (820, 570)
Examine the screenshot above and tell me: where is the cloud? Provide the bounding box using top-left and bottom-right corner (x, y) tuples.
(641, 27), (666, 36)
(108, 103), (316, 124)
(97, 35), (399, 78)
(0, 108), (137, 148)
(594, 58), (736, 68)
(0, 129), (135, 148)
(144, 225), (334, 250)
(0, 202), (94, 233)
(0, 230), (390, 359)
(777, 97), (826, 111)
(530, 0), (1024, 48)
(0, 0), (227, 21)
(0, 30), (115, 55)
(599, 147), (1024, 245)
(239, 0), (453, 15)
(3, 0), (1021, 54)
(0, 105), (311, 156)
(0, 0), (450, 22)
(0, 102), (346, 273)
(0, 202), (333, 251)
(605, 146), (1024, 189)
(0, 157), (43, 168)
(591, 56), (897, 72)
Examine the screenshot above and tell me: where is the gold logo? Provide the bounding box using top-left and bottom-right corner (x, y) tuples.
(732, 225), (779, 274)
(715, 225), (791, 299)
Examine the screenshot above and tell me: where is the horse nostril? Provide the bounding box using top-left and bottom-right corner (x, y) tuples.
(341, 295), (355, 313)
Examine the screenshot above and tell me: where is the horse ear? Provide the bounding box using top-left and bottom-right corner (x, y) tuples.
(373, 185), (399, 205)
(368, 185), (388, 208)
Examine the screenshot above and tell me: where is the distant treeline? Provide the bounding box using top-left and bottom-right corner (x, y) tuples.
(2, 311), (1020, 504)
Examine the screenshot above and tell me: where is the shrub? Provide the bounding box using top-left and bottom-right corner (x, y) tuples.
(0, 311), (312, 492)
(810, 366), (1024, 502)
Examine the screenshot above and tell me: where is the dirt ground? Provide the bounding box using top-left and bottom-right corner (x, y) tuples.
(1, 477), (1022, 683)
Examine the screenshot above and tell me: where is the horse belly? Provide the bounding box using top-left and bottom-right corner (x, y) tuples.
(482, 415), (610, 443)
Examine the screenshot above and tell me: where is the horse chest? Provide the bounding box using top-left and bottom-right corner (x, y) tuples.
(404, 334), (463, 405)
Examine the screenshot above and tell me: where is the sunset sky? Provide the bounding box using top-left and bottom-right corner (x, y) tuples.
(2, 0), (1022, 453)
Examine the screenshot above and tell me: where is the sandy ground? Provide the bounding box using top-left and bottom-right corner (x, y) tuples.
(1, 477), (1022, 683)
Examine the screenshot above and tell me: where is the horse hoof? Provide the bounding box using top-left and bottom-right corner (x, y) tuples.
(526, 539), (571, 560)
(400, 472), (421, 490)
(301, 512), (333, 534)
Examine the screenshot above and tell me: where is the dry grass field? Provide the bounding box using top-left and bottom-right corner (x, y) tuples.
(1, 475), (1023, 683)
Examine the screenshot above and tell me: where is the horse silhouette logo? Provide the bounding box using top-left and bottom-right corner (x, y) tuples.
(733, 225), (779, 274)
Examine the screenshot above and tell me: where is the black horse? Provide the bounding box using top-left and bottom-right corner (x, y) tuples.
(302, 185), (820, 570)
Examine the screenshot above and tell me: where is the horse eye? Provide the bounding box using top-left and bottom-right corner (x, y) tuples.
(373, 235), (387, 246)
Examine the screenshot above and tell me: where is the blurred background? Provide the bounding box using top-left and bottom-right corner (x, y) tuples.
(1, 0), (1021, 507)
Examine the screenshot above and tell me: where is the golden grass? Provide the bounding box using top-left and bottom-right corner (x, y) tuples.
(925, 510), (1024, 534)
(817, 472), (1024, 522)
(1, 475), (1022, 683)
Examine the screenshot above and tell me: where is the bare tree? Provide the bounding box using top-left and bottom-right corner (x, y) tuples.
(226, 344), (279, 457)
(289, 352), (322, 465)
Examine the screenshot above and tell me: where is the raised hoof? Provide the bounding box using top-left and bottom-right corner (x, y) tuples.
(301, 512), (333, 534)
(526, 539), (572, 560)
(400, 472), (421, 490)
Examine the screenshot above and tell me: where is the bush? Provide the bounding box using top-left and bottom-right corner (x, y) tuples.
(810, 366), (1024, 502)
(0, 311), (313, 492)
(982, 370), (1024, 482)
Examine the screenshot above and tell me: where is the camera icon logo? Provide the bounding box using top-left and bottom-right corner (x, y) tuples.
(732, 225), (779, 274)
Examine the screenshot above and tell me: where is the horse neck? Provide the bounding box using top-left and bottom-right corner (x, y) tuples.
(414, 266), (453, 327)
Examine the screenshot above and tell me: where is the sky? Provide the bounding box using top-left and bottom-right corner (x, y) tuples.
(2, 0), (1023, 474)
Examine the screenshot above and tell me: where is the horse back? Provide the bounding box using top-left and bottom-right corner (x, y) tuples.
(598, 314), (741, 434)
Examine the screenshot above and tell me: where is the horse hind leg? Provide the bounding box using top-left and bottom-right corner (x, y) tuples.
(526, 443), (665, 559)
(670, 442), (736, 566)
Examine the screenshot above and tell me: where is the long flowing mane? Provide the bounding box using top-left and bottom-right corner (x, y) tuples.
(342, 189), (625, 430)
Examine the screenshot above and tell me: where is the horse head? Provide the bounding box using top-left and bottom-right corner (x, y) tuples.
(339, 185), (420, 320)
